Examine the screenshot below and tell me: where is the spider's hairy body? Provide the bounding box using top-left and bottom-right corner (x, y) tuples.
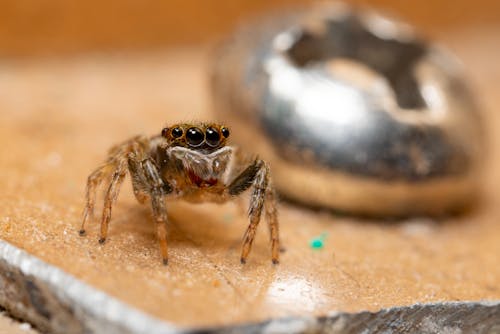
(80, 122), (280, 265)
(160, 146), (233, 201)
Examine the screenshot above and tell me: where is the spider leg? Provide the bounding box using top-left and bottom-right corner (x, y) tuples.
(228, 159), (279, 264)
(80, 163), (113, 235)
(128, 153), (172, 265)
(127, 154), (151, 204)
(99, 159), (128, 243)
(80, 136), (147, 239)
(151, 189), (169, 265)
(265, 186), (280, 264)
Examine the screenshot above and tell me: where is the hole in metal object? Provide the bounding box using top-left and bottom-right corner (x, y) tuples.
(286, 15), (427, 110)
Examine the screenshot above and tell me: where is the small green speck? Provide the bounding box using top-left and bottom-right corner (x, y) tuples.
(310, 239), (324, 249)
(309, 232), (328, 250)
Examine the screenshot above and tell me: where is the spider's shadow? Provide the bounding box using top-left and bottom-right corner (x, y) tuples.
(114, 202), (248, 251)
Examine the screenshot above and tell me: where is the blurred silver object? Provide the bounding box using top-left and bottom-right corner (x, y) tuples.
(211, 3), (485, 216)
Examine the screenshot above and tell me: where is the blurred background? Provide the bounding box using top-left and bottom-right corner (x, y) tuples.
(0, 0), (499, 57)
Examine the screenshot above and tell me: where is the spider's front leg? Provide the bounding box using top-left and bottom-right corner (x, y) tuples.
(228, 159), (280, 264)
(128, 152), (172, 265)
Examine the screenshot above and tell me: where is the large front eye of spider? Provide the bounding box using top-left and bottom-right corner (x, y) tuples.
(171, 127), (183, 139)
(205, 127), (221, 147)
(186, 127), (204, 147)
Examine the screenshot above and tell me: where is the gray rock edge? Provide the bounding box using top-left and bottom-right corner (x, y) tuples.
(0, 239), (499, 334)
(0, 239), (179, 334)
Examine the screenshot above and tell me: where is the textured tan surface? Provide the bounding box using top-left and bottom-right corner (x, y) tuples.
(0, 29), (499, 328)
(0, 312), (38, 334)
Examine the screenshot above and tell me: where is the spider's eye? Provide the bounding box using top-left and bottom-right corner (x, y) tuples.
(161, 127), (169, 137)
(221, 127), (230, 138)
(186, 127), (204, 147)
(171, 127), (183, 138)
(205, 127), (220, 147)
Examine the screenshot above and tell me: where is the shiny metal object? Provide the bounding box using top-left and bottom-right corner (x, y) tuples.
(211, 3), (485, 216)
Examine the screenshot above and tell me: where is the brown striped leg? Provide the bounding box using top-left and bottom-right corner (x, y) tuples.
(132, 156), (172, 265)
(80, 164), (112, 236)
(151, 193), (169, 265)
(98, 160), (127, 243)
(240, 161), (270, 264)
(265, 186), (280, 264)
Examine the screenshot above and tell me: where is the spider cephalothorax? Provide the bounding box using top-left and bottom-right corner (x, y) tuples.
(80, 122), (279, 265)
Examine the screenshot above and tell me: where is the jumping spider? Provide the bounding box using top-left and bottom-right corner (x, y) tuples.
(79, 123), (280, 265)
